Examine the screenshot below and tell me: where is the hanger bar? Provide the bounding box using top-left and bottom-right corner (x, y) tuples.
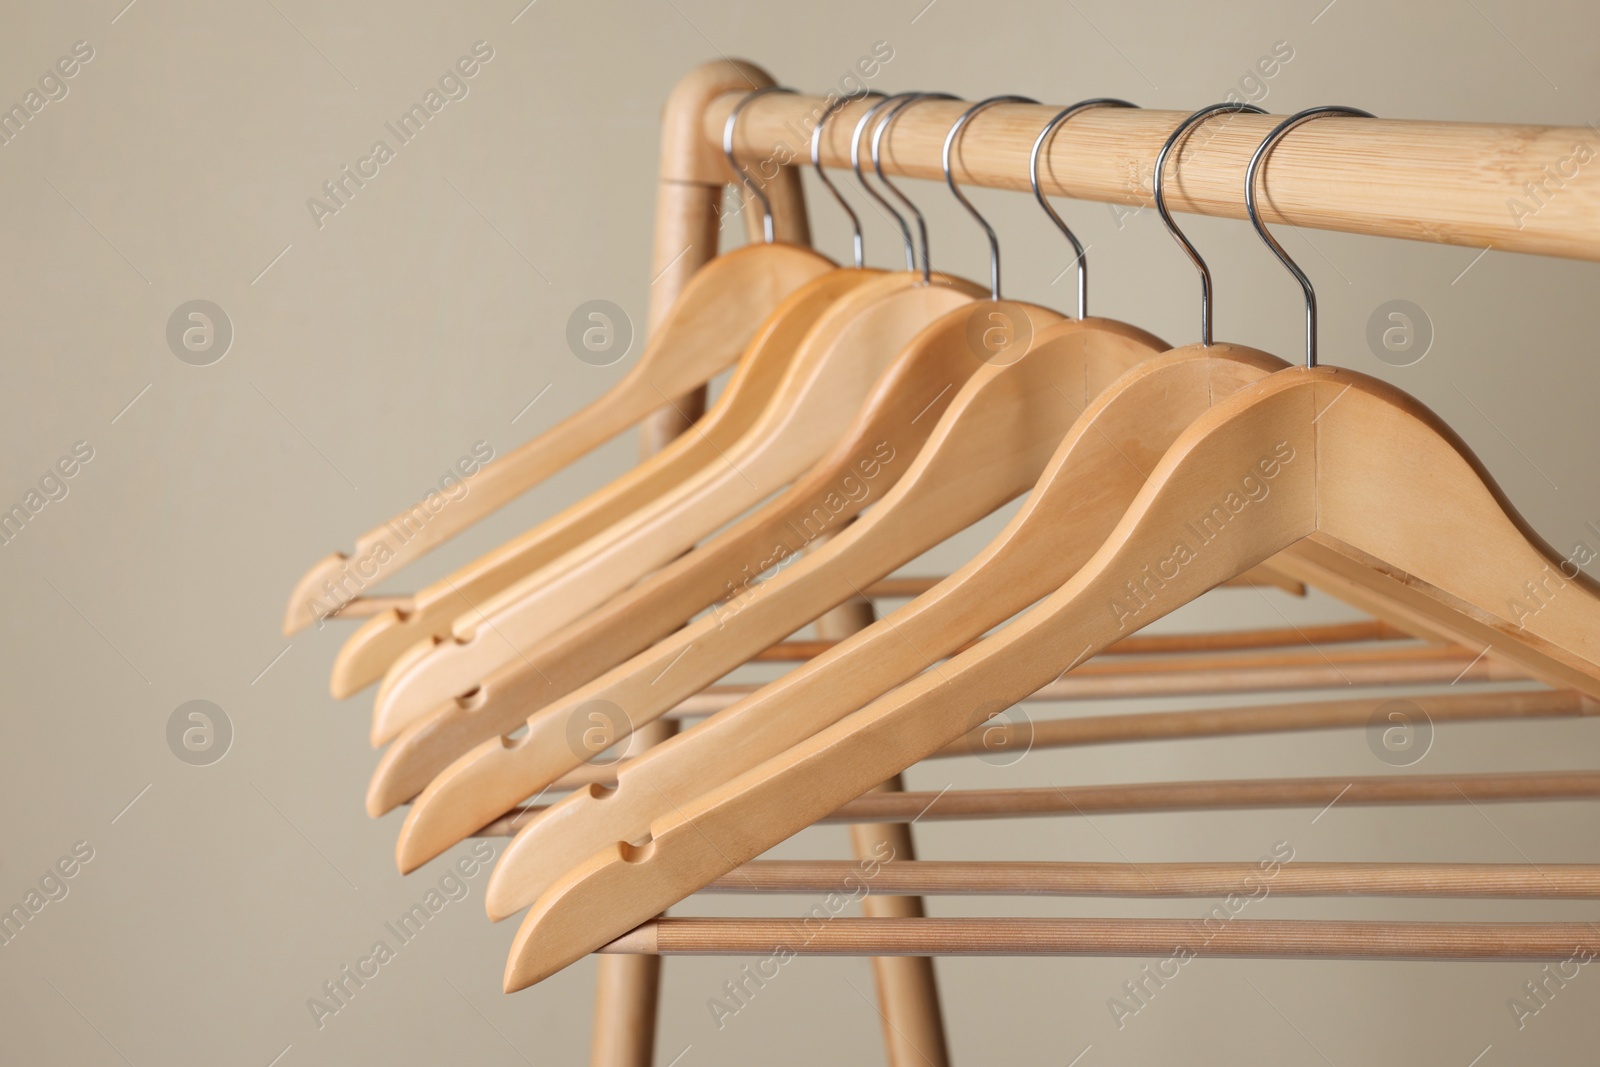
(327, 577), (953, 622)
(327, 567), (1303, 620)
(603, 918), (1600, 960)
(327, 577), (953, 623)
(708, 91), (1600, 262)
(940, 687), (1592, 754)
(664, 643), (1515, 718)
(479, 770), (1600, 835)
(865, 569), (1302, 600)
(483, 688), (1587, 797)
(752, 618), (1405, 661)
(816, 772), (1600, 823)
(704, 860), (1600, 898)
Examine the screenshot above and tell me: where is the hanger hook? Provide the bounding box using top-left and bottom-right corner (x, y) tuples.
(875, 92), (962, 283)
(723, 86), (796, 244)
(850, 93), (920, 271)
(1152, 103), (1267, 346)
(943, 95), (1038, 300)
(1245, 105), (1375, 369)
(1029, 98), (1138, 319)
(812, 90), (885, 269)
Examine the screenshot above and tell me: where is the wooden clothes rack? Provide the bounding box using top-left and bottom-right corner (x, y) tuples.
(580, 58), (1600, 1066)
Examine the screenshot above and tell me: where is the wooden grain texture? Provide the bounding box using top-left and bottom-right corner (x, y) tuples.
(369, 271), (985, 733)
(708, 93), (1600, 261)
(606, 918), (1600, 960)
(501, 367), (1600, 990)
(703, 861), (1600, 898)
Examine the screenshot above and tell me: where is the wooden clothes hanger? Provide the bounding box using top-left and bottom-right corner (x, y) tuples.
(494, 107), (1600, 988)
(392, 97), (1187, 870)
(365, 93), (994, 735)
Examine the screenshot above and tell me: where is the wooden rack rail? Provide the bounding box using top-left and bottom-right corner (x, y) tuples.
(482, 771), (1600, 835)
(709, 90), (1600, 262)
(604, 918), (1600, 961)
(479, 689), (1589, 797)
(702, 861), (1600, 898)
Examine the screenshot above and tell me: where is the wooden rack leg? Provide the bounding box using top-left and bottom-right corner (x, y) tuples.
(817, 596), (952, 1067)
(587, 59), (809, 1067)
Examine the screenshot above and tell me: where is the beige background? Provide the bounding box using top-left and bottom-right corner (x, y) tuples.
(3, 0), (1599, 1063)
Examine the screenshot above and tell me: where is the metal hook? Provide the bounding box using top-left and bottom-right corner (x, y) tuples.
(811, 90), (885, 269)
(874, 92), (962, 283)
(722, 86), (796, 244)
(850, 93), (920, 271)
(1029, 98), (1138, 319)
(1152, 102), (1267, 346)
(943, 96), (1038, 300)
(1245, 105), (1374, 369)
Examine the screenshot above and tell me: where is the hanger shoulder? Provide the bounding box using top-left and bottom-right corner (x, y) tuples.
(608, 241), (838, 407)
(1312, 368), (1600, 694)
(368, 273), (985, 734)
(330, 267), (878, 700)
(284, 242), (832, 635)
